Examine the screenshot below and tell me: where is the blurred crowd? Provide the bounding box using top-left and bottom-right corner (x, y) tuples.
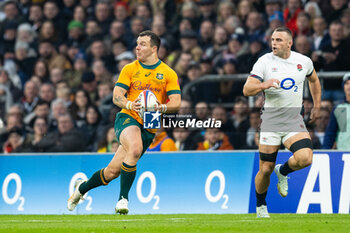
(1, 0), (350, 153)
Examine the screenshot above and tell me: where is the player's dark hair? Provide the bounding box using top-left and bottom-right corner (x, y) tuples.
(274, 27), (293, 38)
(139, 30), (161, 51)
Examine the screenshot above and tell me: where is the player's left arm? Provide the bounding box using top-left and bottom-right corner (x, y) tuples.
(160, 94), (181, 113)
(307, 69), (322, 123)
(158, 69), (181, 113)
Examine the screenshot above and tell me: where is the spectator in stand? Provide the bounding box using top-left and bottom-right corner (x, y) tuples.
(23, 99), (50, 132)
(245, 11), (265, 43)
(0, 106), (24, 147)
(321, 99), (334, 113)
(211, 106), (235, 146)
(238, 39), (268, 73)
(283, 0), (303, 35)
(36, 113), (86, 152)
(198, 20), (214, 51)
(231, 96), (250, 149)
(87, 39), (115, 73)
(28, 4), (43, 32)
(17, 116), (48, 152)
(312, 20), (350, 101)
(304, 1), (322, 21)
(0, 21), (17, 59)
(97, 126), (117, 153)
(173, 127), (197, 151)
(186, 61), (218, 104)
(294, 35), (313, 56)
(340, 8), (350, 38)
(49, 98), (69, 132)
(66, 20), (85, 49)
(80, 71), (98, 102)
(73, 5), (86, 23)
(314, 107), (331, 147)
(92, 59), (112, 84)
(38, 40), (71, 70)
(82, 19), (103, 49)
(39, 83), (55, 103)
(224, 16), (242, 36)
(246, 107), (261, 149)
(323, 73), (350, 150)
(39, 20), (60, 46)
(2, 127), (25, 153)
(216, 33), (248, 67)
(135, 3), (152, 29)
(33, 59), (50, 83)
(195, 101), (210, 121)
(94, 1), (112, 35)
(204, 25), (227, 61)
(237, 0), (254, 25)
(147, 127), (177, 152)
(265, 0), (283, 19)
(43, 0), (67, 38)
(217, 0), (235, 24)
(70, 89), (92, 127)
(21, 80), (39, 115)
(0, 0), (25, 34)
(64, 53), (88, 90)
(197, 0), (216, 24)
(178, 98), (192, 115)
(80, 0), (95, 19)
(96, 81), (113, 121)
(296, 12), (312, 37)
(79, 104), (103, 152)
(113, 1), (131, 31)
(16, 23), (37, 51)
(312, 17), (330, 51)
(197, 127), (234, 150)
(325, 0), (348, 24)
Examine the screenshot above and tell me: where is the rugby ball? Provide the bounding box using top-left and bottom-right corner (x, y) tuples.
(137, 90), (158, 118)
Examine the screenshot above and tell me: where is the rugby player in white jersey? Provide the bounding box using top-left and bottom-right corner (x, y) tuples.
(243, 27), (321, 218)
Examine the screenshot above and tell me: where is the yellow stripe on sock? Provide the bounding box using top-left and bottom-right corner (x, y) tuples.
(121, 165), (137, 172)
(100, 169), (108, 185)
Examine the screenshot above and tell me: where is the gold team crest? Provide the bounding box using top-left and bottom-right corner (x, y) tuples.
(156, 73), (164, 80)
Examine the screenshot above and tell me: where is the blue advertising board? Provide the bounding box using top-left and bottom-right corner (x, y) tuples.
(0, 151), (349, 214)
(0, 152), (255, 214)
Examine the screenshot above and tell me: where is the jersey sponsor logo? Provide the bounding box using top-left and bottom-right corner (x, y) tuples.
(280, 78), (295, 90)
(145, 72), (151, 77)
(131, 81), (162, 93)
(156, 73), (164, 80)
(297, 64), (303, 71)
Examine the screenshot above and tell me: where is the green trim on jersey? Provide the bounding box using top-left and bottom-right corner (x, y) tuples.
(139, 60), (161, 70)
(115, 83), (129, 91)
(167, 90), (181, 96)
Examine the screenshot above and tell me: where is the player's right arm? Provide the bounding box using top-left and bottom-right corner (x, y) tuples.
(112, 86), (141, 111)
(113, 63), (141, 111)
(243, 76), (280, 96)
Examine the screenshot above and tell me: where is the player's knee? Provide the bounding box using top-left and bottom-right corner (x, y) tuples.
(297, 152), (313, 168)
(105, 167), (120, 180)
(128, 145), (143, 158)
(260, 163), (274, 176)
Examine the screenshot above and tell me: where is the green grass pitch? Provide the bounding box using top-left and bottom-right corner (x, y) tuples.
(0, 214), (349, 233)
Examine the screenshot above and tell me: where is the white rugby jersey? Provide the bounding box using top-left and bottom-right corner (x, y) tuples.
(250, 51), (314, 128)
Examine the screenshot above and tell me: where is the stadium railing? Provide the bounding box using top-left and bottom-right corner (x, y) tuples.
(182, 71), (350, 108)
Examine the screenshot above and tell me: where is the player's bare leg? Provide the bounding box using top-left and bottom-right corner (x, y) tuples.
(115, 126), (143, 215)
(275, 132), (313, 197)
(255, 144), (279, 218)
